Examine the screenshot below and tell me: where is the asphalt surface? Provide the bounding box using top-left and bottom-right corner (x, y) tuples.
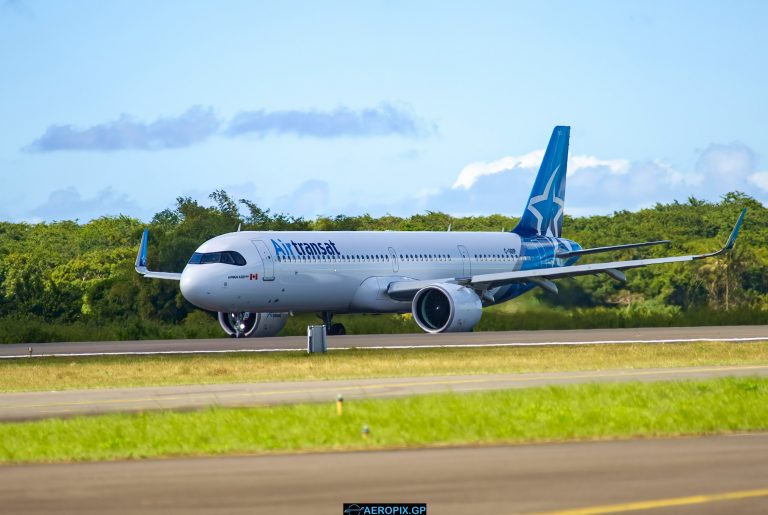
(2, 365), (766, 421)
(2, 325), (768, 358)
(1, 434), (766, 514)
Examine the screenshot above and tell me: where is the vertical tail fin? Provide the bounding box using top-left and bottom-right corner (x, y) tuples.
(512, 126), (570, 237)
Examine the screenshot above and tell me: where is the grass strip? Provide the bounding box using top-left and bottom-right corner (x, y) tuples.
(1, 377), (766, 463)
(0, 341), (767, 393)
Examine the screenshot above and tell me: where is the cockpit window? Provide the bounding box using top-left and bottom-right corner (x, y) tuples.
(188, 251), (246, 266)
(201, 252), (222, 264)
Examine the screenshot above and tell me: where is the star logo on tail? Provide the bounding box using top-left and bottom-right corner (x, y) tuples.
(526, 165), (565, 237)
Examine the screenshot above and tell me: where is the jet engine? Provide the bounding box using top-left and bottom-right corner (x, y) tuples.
(218, 311), (289, 337)
(411, 283), (482, 333)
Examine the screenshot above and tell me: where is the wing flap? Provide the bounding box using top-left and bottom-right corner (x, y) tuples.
(556, 240), (670, 258)
(469, 254), (695, 290)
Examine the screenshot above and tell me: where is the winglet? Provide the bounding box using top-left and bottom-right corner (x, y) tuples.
(134, 228), (183, 280)
(697, 208), (747, 259)
(724, 208), (747, 251)
(135, 228), (149, 274)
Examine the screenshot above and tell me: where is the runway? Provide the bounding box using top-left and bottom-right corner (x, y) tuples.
(1, 325), (767, 358)
(1, 434), (766, 514)
(2, 364), (766, 421)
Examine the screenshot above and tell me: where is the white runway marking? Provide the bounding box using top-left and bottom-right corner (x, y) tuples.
(1, 336), (765, 359)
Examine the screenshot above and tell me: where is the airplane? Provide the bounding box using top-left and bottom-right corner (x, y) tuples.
(135, 126), (746, 338)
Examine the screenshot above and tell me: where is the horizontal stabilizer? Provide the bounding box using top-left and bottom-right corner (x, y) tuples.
(557, 240), (671, 259)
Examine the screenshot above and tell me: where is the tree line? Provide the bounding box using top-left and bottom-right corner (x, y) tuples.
(0, 190), (764, 342)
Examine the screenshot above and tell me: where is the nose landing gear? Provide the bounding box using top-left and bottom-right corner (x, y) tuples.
(218, 311), (257, 338)
(321, 311), (347, 336)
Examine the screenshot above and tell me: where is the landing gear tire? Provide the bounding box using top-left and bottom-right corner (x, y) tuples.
(328, 323), (346, 336)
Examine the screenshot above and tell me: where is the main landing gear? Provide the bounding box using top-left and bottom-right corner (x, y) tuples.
(320, 311), (346, 336)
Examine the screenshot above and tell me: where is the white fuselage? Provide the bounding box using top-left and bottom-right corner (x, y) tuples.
(179, 230), (578, 314)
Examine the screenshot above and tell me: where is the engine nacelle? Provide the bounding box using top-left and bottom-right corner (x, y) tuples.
(218, 312), (289, 337)
(411, 283), (482, 333)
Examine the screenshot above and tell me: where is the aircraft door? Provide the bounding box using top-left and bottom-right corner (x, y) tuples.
(251, 240), (275, 281)
(457, 245), (471, 276)
(388, 247), (399, 273)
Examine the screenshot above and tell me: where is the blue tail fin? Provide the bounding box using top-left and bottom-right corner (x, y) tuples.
(512, 126), (570, 237)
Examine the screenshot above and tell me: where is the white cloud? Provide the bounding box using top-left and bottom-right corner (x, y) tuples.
(452, 151), (629, 190)
(27, 187), (142, 221)
(272, 180), (330, 218)
(694, 142), (755, 191)
(568, 155), (630, 176)
(648, 160), (703, 187)
(748, 171), (768, 192)
(403, 140), (765, 218)
(452, 150), (544, 189)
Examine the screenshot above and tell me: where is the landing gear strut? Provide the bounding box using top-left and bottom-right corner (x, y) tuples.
(320, 311), (346, 336)
(230, 312), (251, 338)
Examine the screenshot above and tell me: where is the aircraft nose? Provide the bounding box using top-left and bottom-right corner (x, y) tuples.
(180, 267), (216, 310)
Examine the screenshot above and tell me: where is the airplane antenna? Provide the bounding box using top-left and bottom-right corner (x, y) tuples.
(237, 223), (242, 232)
(447, 224), (452, 232)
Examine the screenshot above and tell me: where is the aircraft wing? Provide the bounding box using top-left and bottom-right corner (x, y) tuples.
(134, 228), (182, 281)
(387, 208), (746, 300)
(556, 239), (670, 259)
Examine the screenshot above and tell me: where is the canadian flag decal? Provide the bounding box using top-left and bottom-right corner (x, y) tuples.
(249, 273), (258, 280)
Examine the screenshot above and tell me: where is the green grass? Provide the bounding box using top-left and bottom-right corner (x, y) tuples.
(1, 341), (767, 392)
(1, 377), (766, 463)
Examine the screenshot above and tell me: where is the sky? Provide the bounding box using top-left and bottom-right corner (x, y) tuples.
(1, 0), (767, 223)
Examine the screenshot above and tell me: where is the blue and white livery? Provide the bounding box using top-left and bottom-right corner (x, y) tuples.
(136, 126), (746, 337)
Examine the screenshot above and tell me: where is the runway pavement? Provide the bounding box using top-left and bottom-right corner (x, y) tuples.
(1, 364), (766, 421)
(1, 325), (767, 358)
(1, 434), (766, 514)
